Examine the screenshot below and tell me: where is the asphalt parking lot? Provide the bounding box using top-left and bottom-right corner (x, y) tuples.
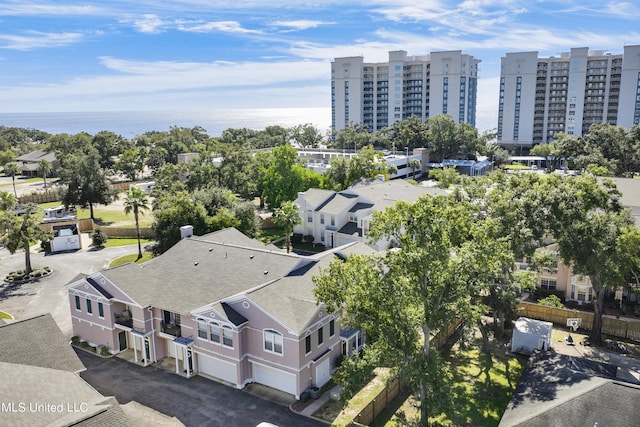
(77, 350), (325, 427)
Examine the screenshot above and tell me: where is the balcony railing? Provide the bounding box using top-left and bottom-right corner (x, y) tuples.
(161, 321), (182, 337)
(114, 311), (133, 328)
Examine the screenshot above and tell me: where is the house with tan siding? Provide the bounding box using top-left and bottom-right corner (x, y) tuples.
(66, 228), (370, 399)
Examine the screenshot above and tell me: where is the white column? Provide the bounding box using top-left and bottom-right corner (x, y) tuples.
(175, 343), (180, 374)
(132, 333), (138, 363)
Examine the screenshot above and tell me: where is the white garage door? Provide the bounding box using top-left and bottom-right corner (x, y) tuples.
(315, 358), (331, 387)
(252, 363), (297, 396)
(198, 354), (238, 385)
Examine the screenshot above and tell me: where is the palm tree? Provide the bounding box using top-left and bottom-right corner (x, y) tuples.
(123, 187), (149, 260)
(273, 200), (300, 253)
(37, 159), (52, 194)
(0, 191), (16, 211)
(409, 159), (421, 180)
(4, 162), (20, 198)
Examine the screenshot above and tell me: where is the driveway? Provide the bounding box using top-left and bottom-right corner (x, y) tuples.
(0, 236), (143, 336)
(77, 350), (326, 427)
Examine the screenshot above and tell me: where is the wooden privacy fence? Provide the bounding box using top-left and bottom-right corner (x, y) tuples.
(19, 190), (60, 204)
(353, 377), (402, 426)
(518, 301), (640, 341)
(340, 319), (463, 426)
(98, 226), (154, 239)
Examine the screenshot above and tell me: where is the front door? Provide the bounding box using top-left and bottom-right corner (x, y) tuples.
(118, 331), (127, 351)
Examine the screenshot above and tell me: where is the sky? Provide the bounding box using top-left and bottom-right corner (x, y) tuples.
(0, 0), (639, 133)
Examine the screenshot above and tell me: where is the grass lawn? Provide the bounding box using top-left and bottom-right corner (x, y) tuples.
(259, 227), (285, 244)
(109, 252), (154, 268)
(101, 237), (154, 248)
(39, 199), (154, 227)
(372, 333), (526, 427)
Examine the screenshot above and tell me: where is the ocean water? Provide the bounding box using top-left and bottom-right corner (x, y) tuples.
(0, 107), (332, 139)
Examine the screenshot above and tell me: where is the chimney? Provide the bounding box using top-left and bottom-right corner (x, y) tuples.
(180, 225), (193, 239)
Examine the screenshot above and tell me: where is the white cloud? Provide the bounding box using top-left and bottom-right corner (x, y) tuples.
(272, 20), (334, 30)
(0, 31), (83, 50)
(178, 20), (261, 34)
(0, 3), (108, 16)
(128, 14), (168, 34)
(0, 57), (330, 112)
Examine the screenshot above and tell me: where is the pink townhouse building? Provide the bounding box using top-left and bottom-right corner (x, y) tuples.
(66, 228), (367, 399)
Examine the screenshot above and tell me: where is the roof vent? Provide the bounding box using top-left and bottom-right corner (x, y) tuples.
(194, 261), (199, 266)
(264, 270), (268, 275)
(209, 248), (213, 252)
(250, 255), (254, 259)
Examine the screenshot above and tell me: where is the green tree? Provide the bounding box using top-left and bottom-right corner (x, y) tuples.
(115, 148), (146, 181)
(262, 145), (325, 209)
(3, 162), (20, 198)
(123, 187), (150, 260)
(546, 174), (637, 343)
(59, 147), (118, 220)
(290, 124), (323, 149)
(92, 131), (133, 170)
(0, 205), (50, 274)
(152, 191), (209, 254)
(314, 194), (511, 425)
(409, 158), (421, 180)
(37, 158), (52, 193)
(217, 145), (256, 199)
(0, 191), (17, 210)
(272, 200), (300, 253)
(429, 167), (460, 189)
(388, 115), (429, 151)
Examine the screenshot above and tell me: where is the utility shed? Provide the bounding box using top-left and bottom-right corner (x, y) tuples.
(511, 317), (553, 355)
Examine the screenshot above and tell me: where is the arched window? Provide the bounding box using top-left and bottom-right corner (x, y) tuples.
(222, 325), (233, 347)
(197, 319), (208, 340)
(210, 322), (221, 343)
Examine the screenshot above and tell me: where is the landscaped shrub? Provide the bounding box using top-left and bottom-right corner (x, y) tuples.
(538, 294), (564, 308)
(91, 229), (108, 248)
(291, 233), (303, 243)
(304, 234), (315, 243)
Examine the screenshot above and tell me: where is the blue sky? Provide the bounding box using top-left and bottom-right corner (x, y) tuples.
(0, 0), (639, 132)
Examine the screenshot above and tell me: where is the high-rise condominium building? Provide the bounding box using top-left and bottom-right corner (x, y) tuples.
(331, 50), (480, 132)
(498, 45), (640, 149)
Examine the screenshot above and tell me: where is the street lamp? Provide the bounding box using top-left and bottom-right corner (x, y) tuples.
(405, 146), (409, 179)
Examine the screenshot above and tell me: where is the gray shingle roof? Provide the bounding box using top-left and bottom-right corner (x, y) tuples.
(101, 231), (302, 314)
(0, 313), (85, 373)
(499, 351), (640, 427)
(246, 242), (375, 334)
(301, 188), (335, 209)
(15, 150), (56, 163)
(349, 179), (448, 209)
(0, 362), (131, 427)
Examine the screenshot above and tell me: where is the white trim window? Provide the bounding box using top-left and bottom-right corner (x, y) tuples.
(264, 329), (283, 355)
(197, 319), (208, 340)
(210, 323), (221, 343)
(222, 326), (233, 348)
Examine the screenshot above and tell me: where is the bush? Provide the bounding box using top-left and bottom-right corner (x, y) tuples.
(291, 233), (303, 243)
(71, 336), (80, 344)
(304, 234), (315, 243)
(91, 229), (108, 248)
(538, 294), (564, 308)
